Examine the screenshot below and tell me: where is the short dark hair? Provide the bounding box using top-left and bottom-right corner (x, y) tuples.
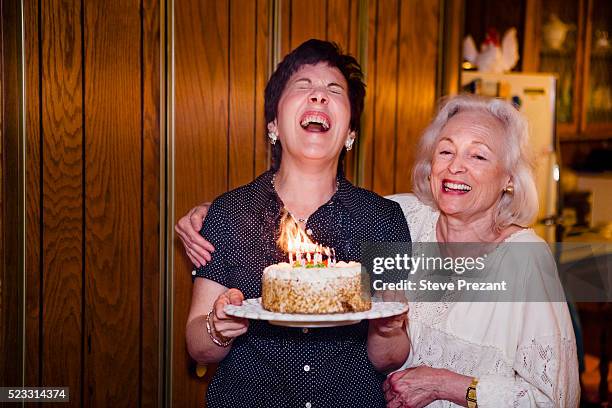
(264, 39), (366, 171)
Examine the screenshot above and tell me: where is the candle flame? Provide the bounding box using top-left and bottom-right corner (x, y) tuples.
(276, 210), (318, 254)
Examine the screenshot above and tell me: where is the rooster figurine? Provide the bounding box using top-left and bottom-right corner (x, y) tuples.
(463, 27), (519, 73)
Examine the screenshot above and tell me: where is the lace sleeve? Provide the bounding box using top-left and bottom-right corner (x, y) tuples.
(478, 334), (580, 408)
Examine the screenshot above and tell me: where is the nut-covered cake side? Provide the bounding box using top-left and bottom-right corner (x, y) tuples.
(261, 261), (371, 314)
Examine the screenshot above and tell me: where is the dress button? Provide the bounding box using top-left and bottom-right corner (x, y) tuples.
(303, 365), (310, 372)
(302, 328), (309, 334)
(305, 403), (312, 408)
(306, 228), (312, 235)
(191, 270), (196, 276)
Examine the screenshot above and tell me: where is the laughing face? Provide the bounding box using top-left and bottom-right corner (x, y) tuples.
(268, 62), (353, 165)
(430, 111), (511, 221)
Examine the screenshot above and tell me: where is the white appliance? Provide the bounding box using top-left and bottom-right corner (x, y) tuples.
(461, 72), (560, 242)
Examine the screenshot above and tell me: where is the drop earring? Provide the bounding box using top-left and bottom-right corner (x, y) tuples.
(345, 131), (356, 151)
(268, 131), (278, 145)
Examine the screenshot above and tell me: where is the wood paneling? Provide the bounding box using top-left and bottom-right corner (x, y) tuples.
(254, 0), (271, 176)
(40, 2), (83, 405)
(327, 0), (360, 181)
(439, 0), (464, 96)
(229, 0), (257, 189)
(1, 0), (24, 387)
(360, 0), (379, 188)
(361, 0), (441, 194)
(396, 0), (440, 193)
(290, 0), (327, 49)
(142, 0), (162, 405)
(174, 0), (230, 405)
(24, 0), (42, 389)
(9, 0), (446, 405)
(83, 0), (142, 405)
(372, 0), (399, 196)
(20, 0), (163, 404)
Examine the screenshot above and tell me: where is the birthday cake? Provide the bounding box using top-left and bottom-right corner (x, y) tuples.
(261, 261), (371, 314)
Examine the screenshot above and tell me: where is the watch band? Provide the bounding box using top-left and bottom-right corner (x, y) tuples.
(466, 377), (478, 408)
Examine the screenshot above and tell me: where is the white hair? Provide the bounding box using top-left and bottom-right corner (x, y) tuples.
(412, 94), (539, 232)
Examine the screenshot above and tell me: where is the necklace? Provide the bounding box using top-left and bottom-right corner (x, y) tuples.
(271, 173), (339, 224)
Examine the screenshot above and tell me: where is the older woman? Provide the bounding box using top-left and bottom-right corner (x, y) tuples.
(183, 39), (411, 407)
(180, 94), (580, 407)
(383, 95), (579, 407)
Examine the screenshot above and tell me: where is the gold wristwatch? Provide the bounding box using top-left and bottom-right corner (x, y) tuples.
(466, 377), (478, 408)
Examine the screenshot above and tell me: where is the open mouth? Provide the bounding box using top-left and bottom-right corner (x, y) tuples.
(300, 111), (331, 133)
(442, 180), (472, 193)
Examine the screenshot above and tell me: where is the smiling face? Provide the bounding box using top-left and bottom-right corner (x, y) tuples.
(268, 62), (353, 166)
(430, 111), (511, 222)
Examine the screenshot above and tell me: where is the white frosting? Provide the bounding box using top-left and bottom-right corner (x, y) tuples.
(263, 261), (362, 281)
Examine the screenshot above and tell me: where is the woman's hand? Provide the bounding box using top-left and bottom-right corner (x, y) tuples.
(175, 203), (215, 267)
(369, 313), (407, 336)
(384, 366), (472, 408)
(370, 290), (408, 336)
(367, 310), (410, 373)
(210, 288), (249, 341)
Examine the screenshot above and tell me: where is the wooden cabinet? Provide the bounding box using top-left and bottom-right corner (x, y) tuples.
(524, 0), (612, 140)
(583, 0), (612, 137)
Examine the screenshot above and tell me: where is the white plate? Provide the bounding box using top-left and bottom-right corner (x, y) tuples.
(224, 298), (409, 328)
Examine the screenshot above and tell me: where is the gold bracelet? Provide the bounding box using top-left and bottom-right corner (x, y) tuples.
(206, 309), (233, 347)
(466, 377), (478, 408)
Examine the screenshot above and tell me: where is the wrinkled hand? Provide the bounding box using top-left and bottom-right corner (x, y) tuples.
(383, 366), (444, 408)
(175, 203), (215, 267)
(210, 289), (249, 341)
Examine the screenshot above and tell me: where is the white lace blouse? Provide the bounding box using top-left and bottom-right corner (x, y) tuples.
(386, 193), (580, 408)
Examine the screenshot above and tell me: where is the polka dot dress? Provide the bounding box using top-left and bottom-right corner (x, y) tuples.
(194, 170), (411, 407)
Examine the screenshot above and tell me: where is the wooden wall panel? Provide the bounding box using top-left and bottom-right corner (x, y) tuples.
(360, 0), (378, 188)
(40, 2), (84, 405)
(19, 0), (162, 405)
(327, 0), (360, 181)
(395, 0), (440, 193)
(254, 0), (271, 175)
(83, 1), (141, 405)
(372, 0), (399, 195)
(290, 0), (327, 49)
(359, 0), (441, 194)
(11, 0), (446, 405)
(280, 0), (292, 58)
(229, 0), (257, 189)
(174, 0), (230, 406)
(326, 0), (350, 46)
(142, 0), (162, 405)
(24, 0), (42, 388)
(0, 0), (25, 387)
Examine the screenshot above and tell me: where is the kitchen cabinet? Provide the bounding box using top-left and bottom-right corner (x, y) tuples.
(523, 0), (612, 140)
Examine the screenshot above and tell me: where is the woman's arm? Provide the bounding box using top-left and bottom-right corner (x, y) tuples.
(476, 326), (579, 407)
(367, 313), (410, 373)
(185, 278), (248, 364)
(367, 200), (412, 373)
(175, 203), (214, 267)
(384, 332), (579, 408)
(384, 366), (473, 407)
